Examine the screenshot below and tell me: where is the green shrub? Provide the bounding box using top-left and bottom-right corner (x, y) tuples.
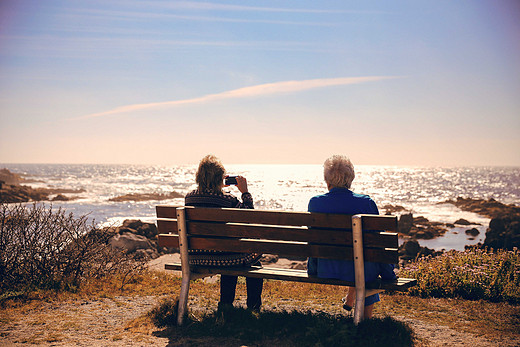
(400, 247), (520, 303)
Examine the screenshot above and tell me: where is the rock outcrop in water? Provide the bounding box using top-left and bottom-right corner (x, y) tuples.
(0, 168), (85, 203)
(392, 212), (449, 240)
(108, 191), (183, 202)
(444, 197), (520, 219)
(444, 197), (520, 250)
(385, 198), (520, 251)
(0, 168), (24, 185)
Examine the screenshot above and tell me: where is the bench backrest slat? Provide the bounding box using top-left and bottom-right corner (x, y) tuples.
(159, 235), (398, 263)
(157, 220), (398, 249)
(157, 206), (397, 231)
(156, 206), (399, 264)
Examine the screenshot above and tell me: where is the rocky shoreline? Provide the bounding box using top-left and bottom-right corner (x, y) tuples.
(2, 168), (519, 259)
(0, 168), (182, 203)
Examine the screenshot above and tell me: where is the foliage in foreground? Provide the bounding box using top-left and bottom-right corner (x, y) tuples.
(400, 246), (520, 303)
(0, 203), (143, 295)
(148, 298), (414, 347)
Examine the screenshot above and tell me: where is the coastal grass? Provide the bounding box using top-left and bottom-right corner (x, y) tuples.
(399, 246), (520, 303)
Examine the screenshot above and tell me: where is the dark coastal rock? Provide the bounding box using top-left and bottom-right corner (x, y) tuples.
(414, 216), (430, 224)
(108, 191), (183, 202)
(0, 185), (50, 203)
(119, 219), (158, 239)
(410, 225), (448, 240)
(260, 254), (279, 264)
(443, 197), (520, 250)
(465, 228), (480, 237)
(444, 197), (520, 219)
(52, 194), (70, 201)
(454, 218), (471, 225)
(106, 219), (168, 259)
(399, 240), (441, 262)
(109, 232), (154, 253)
(0, 169), (85, 203)
(398, 213), (414, 234)
(397, 213), (448, 240)
(0, 168), (24, 185)
(382, 204), (407, 214)
(483, 216), (520, 250)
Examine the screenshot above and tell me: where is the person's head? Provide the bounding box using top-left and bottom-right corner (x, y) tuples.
(323, 155), (355, 190)
(196, 154), (226, 191)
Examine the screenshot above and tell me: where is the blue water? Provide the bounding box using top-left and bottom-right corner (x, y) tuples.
(2, 163), (519, 251)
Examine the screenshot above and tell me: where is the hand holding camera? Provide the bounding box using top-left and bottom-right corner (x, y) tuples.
(225, 175), (248, 194)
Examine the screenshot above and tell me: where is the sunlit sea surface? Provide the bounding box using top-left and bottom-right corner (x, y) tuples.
(2, 164), (519, 251)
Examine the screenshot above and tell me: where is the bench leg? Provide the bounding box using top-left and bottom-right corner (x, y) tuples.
(353, 286), (365, 325)
(177, 276), (190, 325)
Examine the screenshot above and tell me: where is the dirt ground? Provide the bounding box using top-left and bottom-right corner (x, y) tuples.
(1, 254), (518, 346)
(2, 294), (517, 346)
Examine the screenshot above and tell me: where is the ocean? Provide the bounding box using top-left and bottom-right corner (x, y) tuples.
(2, 163), (520, 251)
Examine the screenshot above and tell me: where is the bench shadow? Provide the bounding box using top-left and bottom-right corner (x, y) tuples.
(151, 304), (415, 347)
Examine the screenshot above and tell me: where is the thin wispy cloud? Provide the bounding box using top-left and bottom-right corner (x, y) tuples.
(67, 9), (340, 27)
(159, 1), (388, 15)
(75, 76), (398, 120)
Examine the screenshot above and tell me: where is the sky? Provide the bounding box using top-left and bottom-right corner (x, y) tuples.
(0, 1), (519, 166)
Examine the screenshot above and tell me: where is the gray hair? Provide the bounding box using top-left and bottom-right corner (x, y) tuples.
(196, 154), (226, 191)
(323, 155), (355, 189)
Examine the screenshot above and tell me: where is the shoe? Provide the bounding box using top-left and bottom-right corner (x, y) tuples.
(341, 297), (352, 311)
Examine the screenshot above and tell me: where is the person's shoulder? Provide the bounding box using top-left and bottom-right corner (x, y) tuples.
(351, 191), (378, 213)
(309, 191), (331, 204)
(308, 191), (334, 212)
(310, 191), (328, 200)
(351, 191), (374, 201)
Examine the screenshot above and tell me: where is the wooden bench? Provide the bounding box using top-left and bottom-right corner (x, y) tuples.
(157, 206), (417, 325)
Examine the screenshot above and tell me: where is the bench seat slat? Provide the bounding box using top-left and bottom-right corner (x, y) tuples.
(163, 263), (417, 291)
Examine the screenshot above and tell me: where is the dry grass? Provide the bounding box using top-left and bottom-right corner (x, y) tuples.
(124, 273), (519, 344)
(2, 271), (519, 346)
(380, 294), (520, 339)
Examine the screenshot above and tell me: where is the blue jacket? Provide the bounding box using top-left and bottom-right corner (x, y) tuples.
(307, 188), (396, 283)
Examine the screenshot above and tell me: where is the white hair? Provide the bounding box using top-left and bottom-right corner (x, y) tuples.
(323, 155), (355, 189)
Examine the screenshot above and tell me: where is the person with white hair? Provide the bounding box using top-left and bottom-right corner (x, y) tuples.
(307, 155), (396, 319)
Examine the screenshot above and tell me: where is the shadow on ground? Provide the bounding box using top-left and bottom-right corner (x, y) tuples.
(149, 299), (415, 347)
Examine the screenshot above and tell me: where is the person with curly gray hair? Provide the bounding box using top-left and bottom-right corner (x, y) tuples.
(185, 154), (263, 311)
(307, 155), (396, 319)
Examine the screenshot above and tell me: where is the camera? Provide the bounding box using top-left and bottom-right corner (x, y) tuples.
(225, 176), (238, 185)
